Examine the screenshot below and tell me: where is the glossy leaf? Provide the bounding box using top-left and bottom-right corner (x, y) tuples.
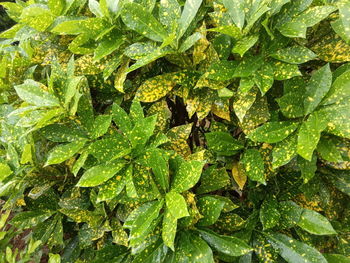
(121, 3), (167, 42)
(171, 160), (205, 192)
(165, 192), (189, 219)
(247, 121), (299, 143)
(241, 149), (266, 184)
(77, 161), (126, 187)
(15, 80), (60, 107)
(206, 131), (244, 156)
(271, 46), (317, 64)
(297, 209), (337, 235)
(198, 229), (252, 257)
(45, 140), (86, 166)
(266, 233), (327, 263)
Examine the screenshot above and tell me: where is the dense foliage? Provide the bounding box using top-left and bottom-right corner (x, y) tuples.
(0, 0), (350, 262)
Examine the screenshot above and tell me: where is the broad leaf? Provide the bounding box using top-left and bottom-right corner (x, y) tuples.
(266, 233), (327, 263)
(121, 3), (167, 42)
(297, 111), (328, 161)
(45, 140), (86, 166)
(247, 121), (299, 143)
(241, 149), (266, 184)
(198, 229), (252, 257)
(297, 209), (337, 235)
(15, 80), (60, 107)
(77, 161), (126, 187)
(304, 64), (332, 115)
(271, 46), (317, 64)
(171, 160), (205, 192)
(205, 131), (244, 156)
(165, 192), (189, 219)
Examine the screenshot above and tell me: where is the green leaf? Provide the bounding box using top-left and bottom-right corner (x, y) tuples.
(324, 254), (350, 263)
(159, 0), (181, 33)
(166, 192), (189, 219)
(234, 56), (263, 78)
(11, 211), (54, 229)
(97, 174), (125, 202)
(296, 6), (337, 27)
(260, 196), (280, 230)
(197, 196), (225, 226)
(276, 78), (305, 118)
(272, 133), (297, 169)
(111, 102), (132, 133)
(317, 137), (343, 162)
(304, 64), (332, 115)
(136, 72), (178, 102)
(133, 238), (168, 263)
(88, 135), (130, 163)
(279, 201), (303, 229)
(197, 167), (230, 194)
(297, 111), (328, 161)
(171, 160), (205, 192)
(91, 115), (112, 139)
(127, 47), (171, 72)
(128, 115), (157, 147)
(48, 0), (65, 16)
(124, 200), (164, 245)
(266, 233), (327, 263)
(337, 0), (350, 40)
(177, 0), (203, 39)
(322, 70), (350, 106)
(206, 60), (238, 81)
(241, 149), (266, 184)
(273, 61), (301, 80)
(121, 3), (167, 42)
(205, 131), (244, 156)
(45, 140), (86, 166)
(271, 46), (317, 64)
(179, 32), (203, 52)
(20, 6), (55, 31)
(129, 100), (144, 122)
(222, 0), (245, 29)
(124, 164), (138, 198)
(175, 232), (214, 263)
(232, 35), (259, 57)
(247, 121), (299, 143)
(48, 253), (61, 263)
(51, 18), (106, 37)
(15, 80), (60, 107)
(88, 0), (103, 17)
(297, 209), (337, 235)
(94, 32), (124, 61)
(298, 153), (317, 183)
(254, 63), (274, 95)
(198, 229), (252, 257)
(0, 163), (12, 182)
(162, 208), (177, 250)
(331, 171), (350, 197)
(146, 148), (169, 191)
(233, 88), (257, 122)
(77, 161), (126, 187)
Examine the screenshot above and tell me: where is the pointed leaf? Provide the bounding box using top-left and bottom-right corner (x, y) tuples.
(121, 3), (167, 42)
(171, 160), (205, 192)
(304, 64), (332, 115)
(46, 140), (86, 166)
(77, 161), (126, 187)
(266, 233), (327, 263)
(247, 121), (299, 143)
(241, 149), (265, 184)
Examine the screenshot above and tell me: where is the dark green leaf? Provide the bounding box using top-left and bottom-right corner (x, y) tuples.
(266, 233), (327, 263)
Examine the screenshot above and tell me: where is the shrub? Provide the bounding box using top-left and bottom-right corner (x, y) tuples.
(0, 0), (350, 262)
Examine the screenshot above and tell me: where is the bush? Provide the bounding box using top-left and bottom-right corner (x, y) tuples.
(0, 0), (350, 262)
